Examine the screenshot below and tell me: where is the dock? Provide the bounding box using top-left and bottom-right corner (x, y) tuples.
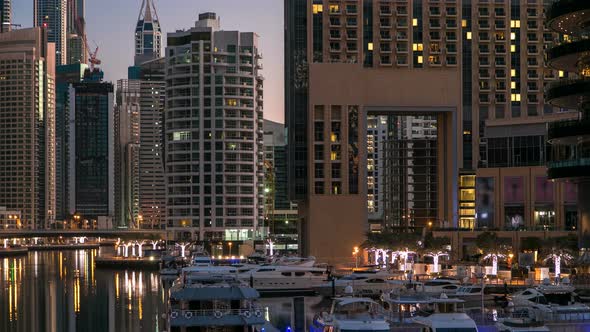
(27, 243), (100, 251)
(0, 247), (28, 256)
(95, 255), (160, 270)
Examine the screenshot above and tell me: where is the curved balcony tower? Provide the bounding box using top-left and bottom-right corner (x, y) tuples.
(545, 0), (590, 255)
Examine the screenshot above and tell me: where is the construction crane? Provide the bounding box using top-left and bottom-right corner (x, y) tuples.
(75, 17), (100, 70)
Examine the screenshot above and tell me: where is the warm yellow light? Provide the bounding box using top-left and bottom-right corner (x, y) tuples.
(559, 70), (564, 77)
(466, 32), (472, 40)
(511, 45), (516, 52)
(511, 81), (516, 89)
(510, 20), (520, 28)
(428, 221), (433, 227)
(511, 69), (516, 77)
(510, 32), (516, 40)
(412, 18), (418, 26)
(462, 19), (467, 28)
(367, 42), (373, 51)
(312, 4), (323, 14)
(417, 55), (423, 64)
(511, 93), (521, 102)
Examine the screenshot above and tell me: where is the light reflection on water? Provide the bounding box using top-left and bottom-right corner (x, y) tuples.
(0, 248), (166, 332)
(0, 249), (330, 332)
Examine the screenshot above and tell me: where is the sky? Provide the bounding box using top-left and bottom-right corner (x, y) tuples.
(13, 0), (285, 123)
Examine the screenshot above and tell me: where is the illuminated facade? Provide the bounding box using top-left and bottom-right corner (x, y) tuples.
(0, 0), (11, 33)
(0, 28), (56, 229)
(34, 0), (67, 65)
(165, 13), (264, 241)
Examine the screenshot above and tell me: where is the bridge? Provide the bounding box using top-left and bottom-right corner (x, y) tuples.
(0, 229), (167, 240)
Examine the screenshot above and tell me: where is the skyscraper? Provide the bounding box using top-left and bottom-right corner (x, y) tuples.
(68, 69), (114, 222)
(0, 27), (56, 229)
(55, 63), (87, 221)
(66, 0), (86, 65)
(34, 0), (67, 65)
(284, 0), (309, 201)
(165, 13), (264, 244)
(134, 0), (161, 66)
(544, 0), (590, 257)
(285, 0), (580, 262)
(0, 0), (11, 33)
(115, 59), (166, 229)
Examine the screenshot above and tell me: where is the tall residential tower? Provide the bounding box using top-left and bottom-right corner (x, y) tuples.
(0, 0), (11, 33)
(34, 0), (67, 65)
(165, 13), (264, 243)
(134, 0), (162, 66)
(0, 28), (56, 229)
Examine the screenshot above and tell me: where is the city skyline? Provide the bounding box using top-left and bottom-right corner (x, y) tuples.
(13, 0), (285, 123)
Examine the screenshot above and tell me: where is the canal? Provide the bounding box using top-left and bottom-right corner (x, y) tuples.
(0, 249), (327, 332)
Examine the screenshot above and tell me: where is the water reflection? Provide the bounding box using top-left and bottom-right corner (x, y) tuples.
(0, 249), (166, 332)
(0, 249), (331, 332)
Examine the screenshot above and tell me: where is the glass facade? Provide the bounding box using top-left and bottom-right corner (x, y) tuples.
(486, 135), (548, 168)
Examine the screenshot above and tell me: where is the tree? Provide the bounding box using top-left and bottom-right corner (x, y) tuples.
(421, 235), (451, 273)
(362, 230), (421, 268)
(476, 231), (510, 275)
(541, 237), (575, 278)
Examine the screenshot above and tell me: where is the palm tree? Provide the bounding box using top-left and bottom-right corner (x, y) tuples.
(541, 237), (575, 279)
(422, 235), (451, 273)
(476, 231), (510, 275)
(362, 229), (420, 269)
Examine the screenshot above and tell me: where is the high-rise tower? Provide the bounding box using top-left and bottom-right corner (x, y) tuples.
(0, 0), (11, 33)
(34, 0), (67, 65)
(66, 0), (86, 64)
(0, 28), (56, 229)
(165, 13), (264, 243)
(134, 0), (162, 66)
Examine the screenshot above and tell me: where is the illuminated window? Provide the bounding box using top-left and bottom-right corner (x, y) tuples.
(313, 4), (323, 14)
(510, 20), (520, 28)
(559, 70), (564, 77)
(466, 32), (472, 40)
(367, 42), (373, 51)
(511, 93), (521, 102)
(227, 99), (238, 106)
(412, 43), (423, 51)
(510, 69), (516, 77)
(510, 45), (516, 52)
(329, 4), (340, 13)
(511, 81), (516, 89)
(412, 18), (418, 26)
(173, 131), (191, 141)
(462, 19), (467, 28)
(417, 55), (423, 64)
(510, 32), (516, 40)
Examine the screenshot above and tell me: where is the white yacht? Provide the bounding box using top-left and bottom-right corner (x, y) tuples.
(495, 318), (549, 332)
(240, 264), (329, 294)
(413, 313), (478, 332)
(510, 282), (590, 321)
(311, 297), (390, 332)
(167, 274), (265, 332)
(451, 284), (496, 306)
(314, 272), (403, 297)
(423, 278), (461, 295)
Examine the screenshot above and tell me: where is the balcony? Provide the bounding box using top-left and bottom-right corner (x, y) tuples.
(548, 118), (590, 144)
(548, 157), (590, 181)
(546, 78), (590, 109)
(546, 0), (590, 35)
(547, 39), (590, 72)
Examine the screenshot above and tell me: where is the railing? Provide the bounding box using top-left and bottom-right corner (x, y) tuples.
(169, 307), (264, 319)
(547, 0), (590, 27)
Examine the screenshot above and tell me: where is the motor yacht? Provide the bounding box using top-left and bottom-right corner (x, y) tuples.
(413, 313), (478, 332)
(495, 318), (549, 332)
(510, 281), (590, 321)
(313, 272), (403, 297)
(422, 278), (461, 295)
(168, 274), (265, 332)
(310, 297), (390, 332)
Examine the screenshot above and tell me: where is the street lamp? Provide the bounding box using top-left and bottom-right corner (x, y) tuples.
(353, 246), (360, 268)
(228, 242), (233, 256)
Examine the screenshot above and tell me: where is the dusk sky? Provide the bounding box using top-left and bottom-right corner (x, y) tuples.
(14, 0), (285, 123)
